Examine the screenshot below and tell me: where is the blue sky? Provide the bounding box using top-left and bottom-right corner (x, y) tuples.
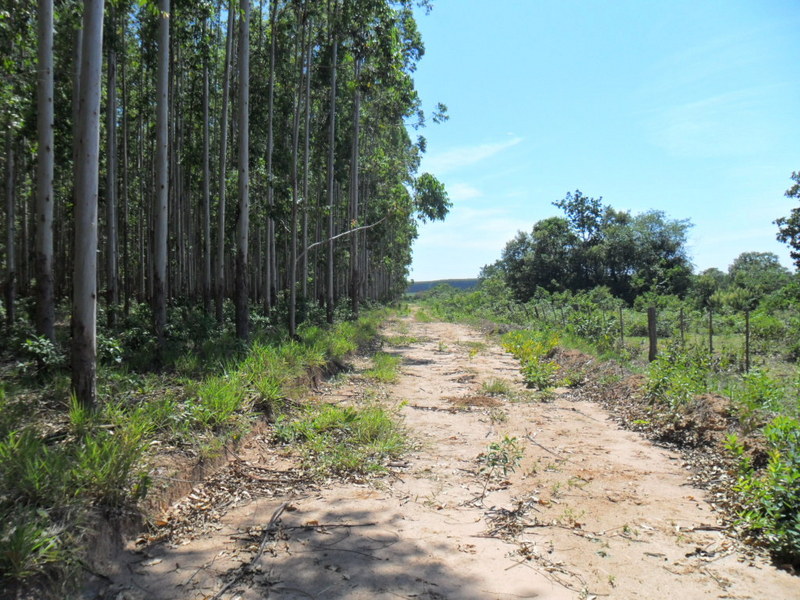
(409, 0), (800, 281)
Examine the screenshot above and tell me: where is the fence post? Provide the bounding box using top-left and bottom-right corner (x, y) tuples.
(618, 306), (624, 347)
(679, 307), (685, 345)
(708, 309), (714, 354)
(745, 310), (751, 373)
(648, 306), (657, 362)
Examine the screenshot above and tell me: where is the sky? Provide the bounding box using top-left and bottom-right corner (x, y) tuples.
(407, 0), (800, 282)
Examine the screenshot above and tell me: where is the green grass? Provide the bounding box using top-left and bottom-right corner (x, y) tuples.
(384, 334), (420, 346)
(0, 306), (390, 590)
(365, 352), (402, 383)
(273, 403), (406, 477)
(481, 378), (513, 396)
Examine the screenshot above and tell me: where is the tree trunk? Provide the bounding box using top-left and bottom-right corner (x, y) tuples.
(35, 0), (55, 341)
(325, 16), (338, 324)
(234, 0), (250, 340)
(153, 0), (169, 353)
(349, 59), (362, 318)
(264, 0), (277, 314)
(301, 20), (312, 303)
(105, 6), (119, 328)
(202, 47), (211, 312)
(120, 12), (130, 316)
(72, 0), (104, 410)
(216, 1), (235, 323)
(4, 132), (15, 329)
(288, 7), (306, 337)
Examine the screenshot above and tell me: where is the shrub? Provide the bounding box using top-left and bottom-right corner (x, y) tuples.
(645, 343), (712, 407)
(735, 416), (800, 564)
(502, 329), (560, 389)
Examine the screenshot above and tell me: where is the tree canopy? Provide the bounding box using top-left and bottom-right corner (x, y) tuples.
(487, 191), (693, 303)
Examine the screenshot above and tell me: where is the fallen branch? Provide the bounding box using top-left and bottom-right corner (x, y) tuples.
(210, 501), (288, 600)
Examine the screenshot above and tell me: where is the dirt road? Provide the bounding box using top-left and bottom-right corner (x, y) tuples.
(90, 315), (798, 599)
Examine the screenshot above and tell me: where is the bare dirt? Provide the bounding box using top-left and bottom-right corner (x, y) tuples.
(87, 315), (799, 599)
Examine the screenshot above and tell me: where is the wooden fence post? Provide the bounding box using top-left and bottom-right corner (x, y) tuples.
(745, 310), (751, 373)
(679, 307), (685, 345)
(708, 309), (714, 354)
(648, 306), (657, 362)
(618, 306), (624, 347)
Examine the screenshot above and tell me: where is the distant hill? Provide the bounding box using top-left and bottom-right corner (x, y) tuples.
(406, 279), (479, 294)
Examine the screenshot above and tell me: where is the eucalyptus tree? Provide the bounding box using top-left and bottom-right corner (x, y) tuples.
(105, 4), (119, 328)
(35, 0), (55, 341)
(72, 0), (105, 409)
(153, 0), (169, 352)
(216, 0), (235, 322)
(234, 0), (251, 340)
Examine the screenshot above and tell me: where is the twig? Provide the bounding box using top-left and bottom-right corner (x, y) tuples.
(210, 502), (288, 600)
(525, 433), (565, 459)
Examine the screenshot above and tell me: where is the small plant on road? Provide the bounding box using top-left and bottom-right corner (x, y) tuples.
(477, 436), (524, 499)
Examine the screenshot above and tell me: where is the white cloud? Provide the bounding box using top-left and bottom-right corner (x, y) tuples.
(447, 182), (482, 201)
(423, 137), (523, 175)
(644, 87), (776, 159)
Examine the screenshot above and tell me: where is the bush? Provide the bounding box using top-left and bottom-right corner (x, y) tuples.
(735, 416), (800, 564)
(645, 343), (712, 407)
(502, 329), (560, 389)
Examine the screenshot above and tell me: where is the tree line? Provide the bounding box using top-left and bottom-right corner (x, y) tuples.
(487, 180), (800, 313)
(1, 0), (450, 408)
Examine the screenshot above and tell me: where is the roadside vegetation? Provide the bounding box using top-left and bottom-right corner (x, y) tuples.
(0, 302), (400, 594)
(415, 179), (800, 567)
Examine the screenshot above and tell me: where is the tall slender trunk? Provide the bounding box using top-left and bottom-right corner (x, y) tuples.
(288, 7), (306, 337)
(72, 0), (104, 410)
(202, 47), (211, 312)
(325, 13), (338, 324)
(349, 59), (362, 317)
(216, 1), (235, 322)
(153, 0), (169, 353)
(105, 6), (119, 328)
(35, 0), (55, 341)
(301, 20), (312, 303)
(121, 12), (130, 316)
(264, 0), (277, 313)
(234, 0), (250, 340)
(4, 133), (15, 328)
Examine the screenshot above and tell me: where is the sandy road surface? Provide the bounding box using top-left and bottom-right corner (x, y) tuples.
(89, 315), (798, 599)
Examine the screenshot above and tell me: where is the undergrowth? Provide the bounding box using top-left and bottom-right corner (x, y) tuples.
(273, 403), (406, 477)
(418, 284), (800, 566)
(0, 306), (387, 591)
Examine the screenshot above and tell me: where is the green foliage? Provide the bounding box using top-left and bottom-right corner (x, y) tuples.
(645, 344), (712, 407)
(728, 369), (784, 433)
(0, 509), (64, 581)
(17, 335), (64, 375)
(365, 352), (402, 383)
(490, 195), (692, 303)
(478, 436), (524, 479)
(481, 378), (513, 396)
(775, 171), (800, 270)
(274, 403), (406, 477)
(735, 416), (800, 563)
(502, 329), (560, 390)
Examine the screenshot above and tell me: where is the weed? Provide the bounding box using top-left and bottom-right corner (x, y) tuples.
(0, 509), (64, 580)
(481, 378), (513, 396)
(502, 329), (560, 390)
(728, 369), (784, 434)
(734, 415), (800, 563)
(488, 408), (508, 424)
(645, 343), (712, 407)
(365, 352), (402, 383)
(384, 334), (419, 346)
(414, 309), (434, 323)
(478, 436), (524, 480)
(274, 402), (406, 477)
